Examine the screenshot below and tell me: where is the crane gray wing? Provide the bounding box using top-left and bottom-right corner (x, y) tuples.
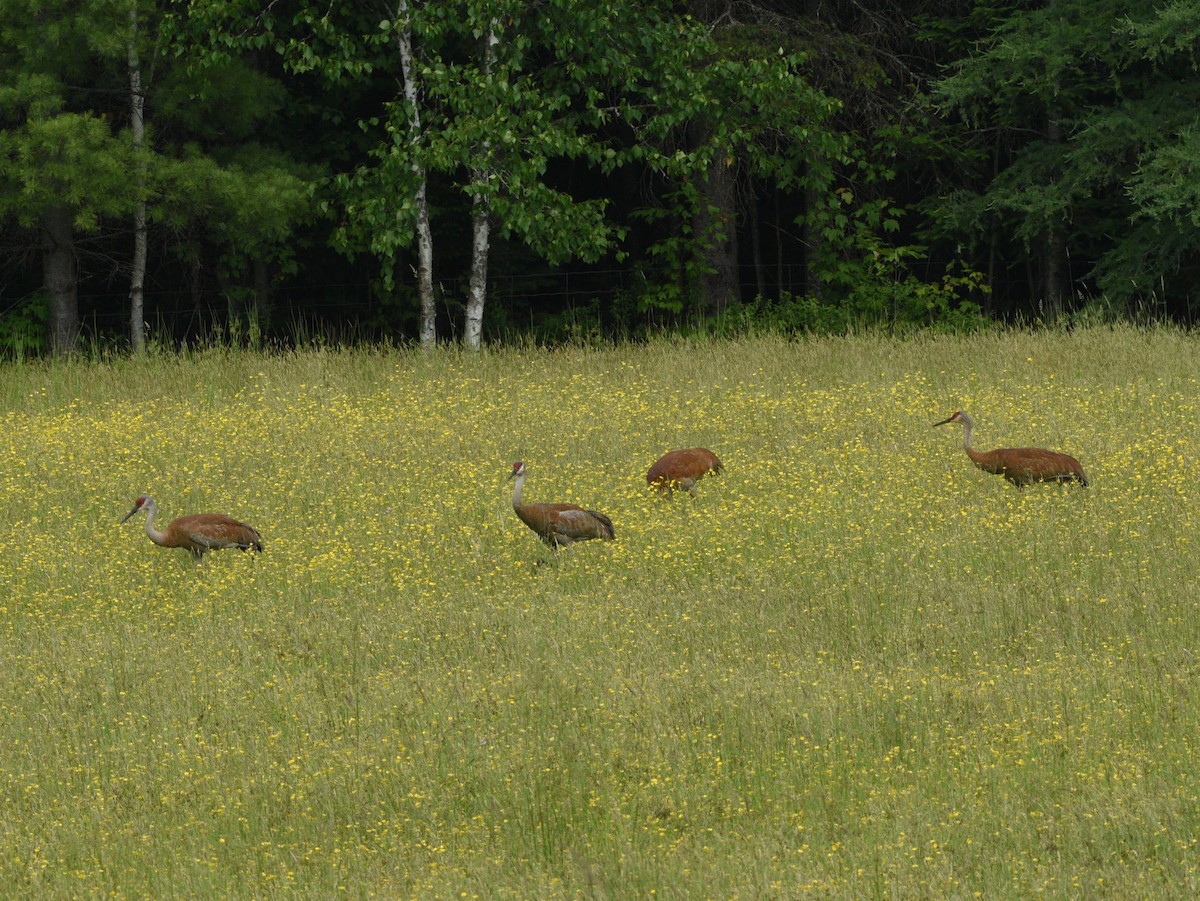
(177, 515), (262, 550)
(554, 508), (615, 540)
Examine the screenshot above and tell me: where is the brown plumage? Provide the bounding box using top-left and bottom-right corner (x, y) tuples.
(647, 447), (723, 495)
(121, 495), (264, 561)
(934, 411), (1088, 487)
(507, 461), (615, 547)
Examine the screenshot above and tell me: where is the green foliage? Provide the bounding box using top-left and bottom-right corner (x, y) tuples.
(156, 56), (289, 141)
(252, 0), (641, 297)
(152, 14), (319, 299)
(749, 260), (988, 337)
(628, 182), (707, 316)
(932, 0), (1200, 313)
(0, 0), (140, 229)
(1125, 0), (1200, 63)
(153, 145), (314, 272)
(0, 293), (47, 359)
(1126, 128), (1200, 228)
(12, 0), (1200, 349)
(188, 1), (858, 332)
(0, 112), (136, 230)
(626, 29), (848, 317)
(0, 0), (317, 350)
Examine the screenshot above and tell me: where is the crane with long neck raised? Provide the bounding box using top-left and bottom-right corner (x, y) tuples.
(507, 461), (615, 547)
(121, 495), (264, 561)
(934, 411), (1088, 487)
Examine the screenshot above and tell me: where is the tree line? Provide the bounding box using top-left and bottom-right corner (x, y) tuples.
(1, 0), (1197, 357)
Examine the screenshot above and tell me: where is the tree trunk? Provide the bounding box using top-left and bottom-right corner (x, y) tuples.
(464, 20), (499, 350)
(394, 0), (436, 349)
(802, 177), (824, 303)
(252, 257), (271, 346)
(188, 246), (203, 343)
(465, 191), (491, 349)
(689, 121), (740, 317)
(774, 186), (785, 296)
(986, 132), (1000, 318)
(128, 4), (148, 353)
(749, 186), (766, 302)
(1042, 103), (1066, 321)
(699, 154), (740, 315)
(1043, 233), (1066, 322)
(688, 0), (741, 316)
(41, 206), (79, 356)
(800, 0), (825, 304)
(985, 237), (996, 318)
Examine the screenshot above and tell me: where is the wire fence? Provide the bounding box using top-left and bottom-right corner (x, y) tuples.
(7, 255), (1161, 348)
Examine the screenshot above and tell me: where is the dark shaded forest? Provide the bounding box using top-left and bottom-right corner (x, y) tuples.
(2, 0), (1198, 356)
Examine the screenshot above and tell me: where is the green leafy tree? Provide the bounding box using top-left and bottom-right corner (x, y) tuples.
(154, 13), (315, 345)
(433, 1), (622, 347)
(189, 0), (852, 345)
(0, 0), (312, 355)
(193, 0), (627, 349)
(932, 0), (1200, 319)
(629, 28), (844, 320)
(630, 1), (954, 330)
(276, 1), (439, 348)
(0, 0), (137, 354)
(1103, 2), (1200, 310)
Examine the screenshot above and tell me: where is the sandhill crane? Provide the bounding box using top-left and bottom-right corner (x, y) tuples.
(646, 447), (723, 495)
(121, 495), (264, 560)
(507, 461), (615, 548)
(934, 411), (1088, 487)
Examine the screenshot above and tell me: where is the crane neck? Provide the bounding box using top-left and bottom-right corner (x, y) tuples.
(142, 503), (167, 547)
(511, 472), (526, 508)
(959, 419), (974, 451)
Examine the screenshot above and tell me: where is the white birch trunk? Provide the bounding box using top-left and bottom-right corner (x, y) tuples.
(394, 0), (437, 349)
(464, 191), (491, 349)
(128, 3), (148, 353)
(463, 21), (499, 350)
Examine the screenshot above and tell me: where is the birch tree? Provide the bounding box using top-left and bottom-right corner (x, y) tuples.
(431, 0), (620, 347)
(190, 0), (844, 344)
(127, 2), (150, 353)
(202, 0), (623, 348)
(463, 18), (498, 350)
(1, 0), (308, 354)
(392, 0), (436, 348)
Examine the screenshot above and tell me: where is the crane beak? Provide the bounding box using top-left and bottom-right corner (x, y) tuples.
(120, 505), (140, 524)
(932, 416), (955, 427)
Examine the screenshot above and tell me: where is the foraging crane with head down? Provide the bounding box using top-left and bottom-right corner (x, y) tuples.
(507, 461), (615, 547)
(121, 495), (264, 560)
(934, 411), (1088, 487)
(646, 447), (723, 495)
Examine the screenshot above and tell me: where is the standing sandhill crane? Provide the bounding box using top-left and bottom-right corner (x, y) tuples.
(121, 495), (264, 561)
(646, 447), (723, 495)
(508, 461), (615, 548)
(934, 411), (1088, 487)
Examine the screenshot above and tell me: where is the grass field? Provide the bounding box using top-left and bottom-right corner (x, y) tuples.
(1, 327), (1199, 898)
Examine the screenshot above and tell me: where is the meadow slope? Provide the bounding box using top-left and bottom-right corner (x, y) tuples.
(1, 328), (1198, 897)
